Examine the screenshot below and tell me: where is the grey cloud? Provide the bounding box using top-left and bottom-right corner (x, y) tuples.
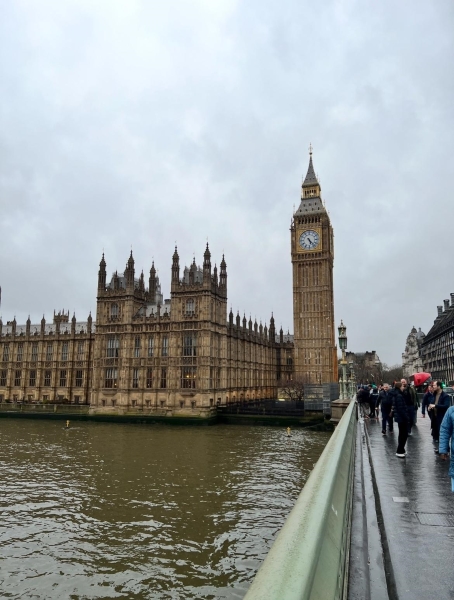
(1, 0), (453, 365)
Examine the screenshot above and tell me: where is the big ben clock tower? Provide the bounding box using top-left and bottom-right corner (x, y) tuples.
(291, 146), (337, 384)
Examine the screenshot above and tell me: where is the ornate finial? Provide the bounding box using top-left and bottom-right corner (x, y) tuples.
(309, 142), (313, 156)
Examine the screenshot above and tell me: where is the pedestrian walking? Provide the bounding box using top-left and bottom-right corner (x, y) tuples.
(429, 380), (451, 448)
(357, 386), (370, 418)
(421, 384), (434, 419)
(401, 379), (417, 435)
(379, 383), (393, 435)
(439, 406), (454, 492)
(369, 385), (379, 419)
(390, 381), (409, 457)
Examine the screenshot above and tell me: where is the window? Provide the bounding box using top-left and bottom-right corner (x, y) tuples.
(111, 303), (119, 318)
(29, 370), (36, 386)
(74, 395), (80, 404)
(146, 400), (150, 407)
(162, 336), (168, 357)
(132, 400), (137, 407)
(186, 299), (195, 316)
(181, 367), (197, 389)
(61, 342), (68, 361)
(43, 395), (49, 402)
(146, 368), (153, 388)
(107, 336), (120, 358)
(0, 370), (6, 386)
(17, 344), (24, 362)
(77, 342), (84, 359)
(183, 334), (197, 357)
(132, 368), (139, 388)
(134, 336), (141, 358)
(75, 370), (83, 387)
(44, 370), (52, 386)
(2, 344), (9, 362)
(105, 368), (118, 388)
(147, 337), (154, 357)
(160, 368), (167, 388)
(46, 343), (53, 361)
(14, 370), (21, 387)
(31, 343), (38, 362)
(59, 370), (67, 387)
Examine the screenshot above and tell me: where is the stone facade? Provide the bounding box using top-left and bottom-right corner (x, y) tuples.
(0, 312), (94, 404)
(402, 326), (425, 378)
(421, 295), (454, 384)
(290, 150), (337, 384)
(0, 152), (338, 413)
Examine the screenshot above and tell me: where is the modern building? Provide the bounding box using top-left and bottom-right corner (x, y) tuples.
(402, 326), (425, 378)
(421, 295), (454, 384)
(0, 151), (338, 414)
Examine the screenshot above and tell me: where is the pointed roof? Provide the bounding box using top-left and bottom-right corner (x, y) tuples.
(302, 146), (319, 188)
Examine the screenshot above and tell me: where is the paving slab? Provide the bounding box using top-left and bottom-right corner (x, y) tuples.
(365, 413), (454, 599)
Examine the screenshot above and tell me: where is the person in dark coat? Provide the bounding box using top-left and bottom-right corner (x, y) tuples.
(421, 384), (434, 418)
(379, 383), (393, 434)
(401, 379), (415, 435)
(390, 381), (409, 457)
(369, 385), (379, 419)
(428, 380), (452, 447)
(357, 386), (370, 418)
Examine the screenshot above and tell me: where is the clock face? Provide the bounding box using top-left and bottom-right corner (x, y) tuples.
(299, 229), (320, 250)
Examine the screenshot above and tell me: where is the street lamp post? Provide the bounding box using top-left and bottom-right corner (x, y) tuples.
(338, 320), (348, 400)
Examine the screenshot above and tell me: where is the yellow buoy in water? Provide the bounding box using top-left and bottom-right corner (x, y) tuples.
(65, 420), (70, 429)
(286, 427), (291, 437)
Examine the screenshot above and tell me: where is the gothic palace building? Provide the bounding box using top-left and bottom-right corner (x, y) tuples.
(0, 152), (337, 415)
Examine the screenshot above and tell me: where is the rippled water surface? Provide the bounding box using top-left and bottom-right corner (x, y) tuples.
(0, 419), (330, 599)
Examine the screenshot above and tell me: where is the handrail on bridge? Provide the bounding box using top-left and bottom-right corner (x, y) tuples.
(244, 398), (357, 600)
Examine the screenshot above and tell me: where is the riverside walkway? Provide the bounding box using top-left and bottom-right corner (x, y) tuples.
(349, 411), (454, 600)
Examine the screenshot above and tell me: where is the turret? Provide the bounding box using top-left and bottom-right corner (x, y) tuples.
(219, 254), (227, 293)
(26, 316), (31, 335)
(87, 312), (92, 333)
(71, 313), (76, 334)
(172, 247), (180, 284)
(189, 258), (197, 285)
(213, 264), (218, 287)
(11, 317), (16, 336)
(203, 243), (211, 283)
(236, 311), (241, 327)
(254, 319), (258, 334)
(149, 262), (157, 302)
(41, 315), (46, 335)
(243, 314), (247, 329)
(125, 251), (135, 290)
(248, 316), (253, 332)
(279, 326), (284, 344)
(98, 253), (107, 292)
(139, 270), (145, 293)
(229, 307), (234, 326)
(269, 313), (276, 341)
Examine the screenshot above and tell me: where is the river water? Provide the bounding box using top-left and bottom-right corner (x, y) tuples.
(0, 419), (330, 599)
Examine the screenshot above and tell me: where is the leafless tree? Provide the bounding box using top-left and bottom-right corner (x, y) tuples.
(280, 375), (310, 402)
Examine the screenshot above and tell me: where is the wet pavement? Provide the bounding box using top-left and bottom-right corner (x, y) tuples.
(350, 411), (454, 599)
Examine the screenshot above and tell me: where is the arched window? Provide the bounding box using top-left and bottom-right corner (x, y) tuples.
(111, 304), (119, 318)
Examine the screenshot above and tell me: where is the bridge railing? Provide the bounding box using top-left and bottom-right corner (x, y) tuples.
(244, 398), (357, 600)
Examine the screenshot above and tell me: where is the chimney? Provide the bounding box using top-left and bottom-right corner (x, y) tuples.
(437, 306), (443, 316)
(451, 293), (454, 307)
(444, 299), (450, 311)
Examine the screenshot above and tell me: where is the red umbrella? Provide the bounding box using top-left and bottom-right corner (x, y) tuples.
(410, 372), (432, 386)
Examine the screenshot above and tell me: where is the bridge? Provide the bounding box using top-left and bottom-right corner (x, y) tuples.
(244, 399), (454, 600)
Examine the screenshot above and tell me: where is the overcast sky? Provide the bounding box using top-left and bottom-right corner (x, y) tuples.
(1, 0), (453, 366)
